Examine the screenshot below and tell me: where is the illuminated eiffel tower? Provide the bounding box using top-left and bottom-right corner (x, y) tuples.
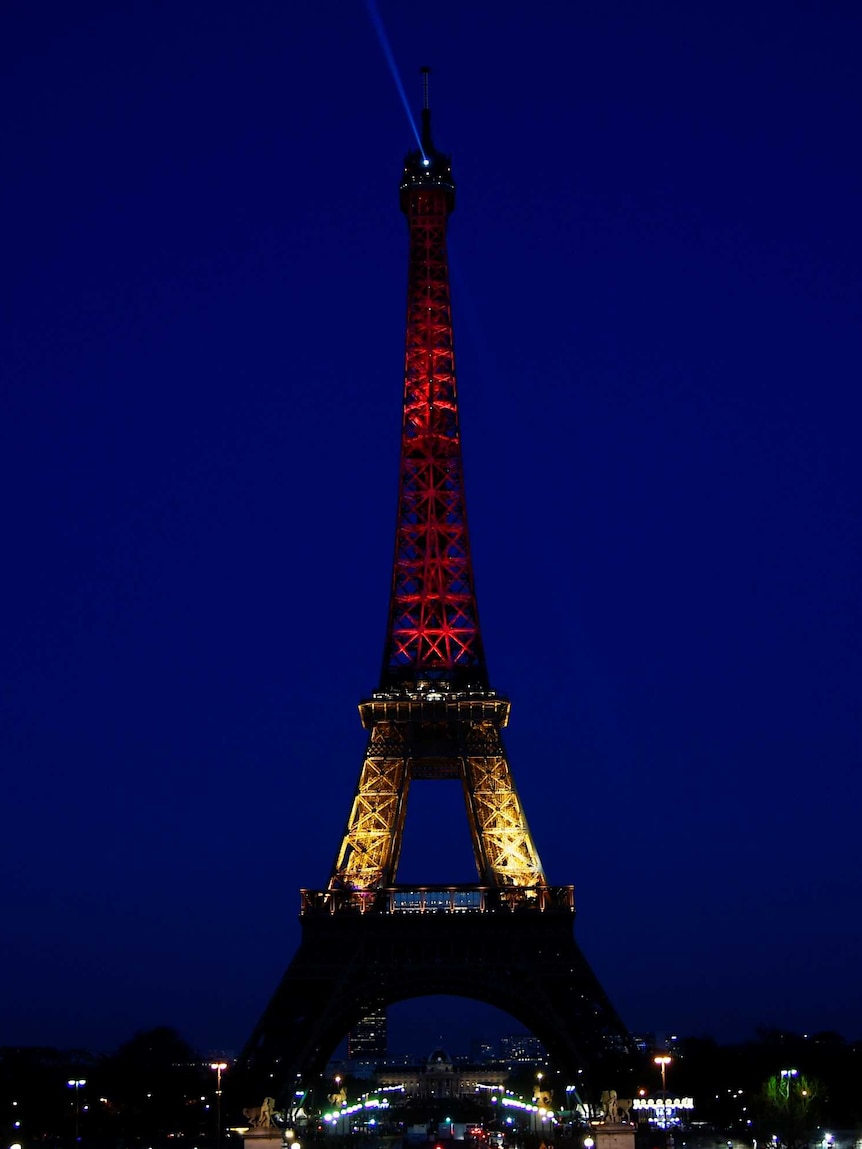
(240, 72), (633, 1098)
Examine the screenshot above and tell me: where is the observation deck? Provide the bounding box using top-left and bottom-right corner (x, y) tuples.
(360, 688), (509, 728)
(301, 884), (575, 917)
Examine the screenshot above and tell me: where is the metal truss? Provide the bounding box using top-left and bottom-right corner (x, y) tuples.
(331, 124), (543, 893)
(382, 182), (486, 685)
(329, 693), (545, 891)
(239, 898), (635, 1104)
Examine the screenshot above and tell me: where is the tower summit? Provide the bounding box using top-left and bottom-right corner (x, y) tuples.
(386, 66), (480, 687)
(238, 75), (633, 1102)
(399, 66), (456, 212)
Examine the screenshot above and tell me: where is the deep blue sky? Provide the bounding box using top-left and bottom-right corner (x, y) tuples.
(2, 1), (861, 1059)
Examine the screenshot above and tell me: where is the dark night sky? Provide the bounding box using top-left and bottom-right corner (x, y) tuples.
(2, 1), (861, 1059)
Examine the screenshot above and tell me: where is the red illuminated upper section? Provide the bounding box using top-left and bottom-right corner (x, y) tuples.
(381, 90), (487, 690)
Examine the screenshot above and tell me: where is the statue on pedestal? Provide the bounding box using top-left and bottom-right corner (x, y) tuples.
(601, 1090), (632, 1124)
(242, 1097), (278, 1129)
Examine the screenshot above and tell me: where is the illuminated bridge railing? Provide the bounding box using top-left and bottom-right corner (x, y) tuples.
(300, 885), (575, 917)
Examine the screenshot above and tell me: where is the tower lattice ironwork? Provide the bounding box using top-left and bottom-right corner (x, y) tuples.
(239, 73), (633, 1103)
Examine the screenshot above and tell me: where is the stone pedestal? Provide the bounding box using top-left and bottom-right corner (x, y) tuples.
(594, 1124), (636, 1149)
(240, 1131), (283, 1149)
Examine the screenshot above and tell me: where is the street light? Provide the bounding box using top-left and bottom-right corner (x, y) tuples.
(778, 1068), (803, 1108)
(654, 1056), (671, 1129)
(653, 1055), (671, 1097)
(67, 1079), (87, 1143)
(210, 1062), (228, 1148)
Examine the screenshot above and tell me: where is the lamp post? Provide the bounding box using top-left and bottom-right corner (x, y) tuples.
(653, 1056), (671, 1129)
(210, 1062), (228, 1148)
(67, 1079), (87, 1143)
(653, 1055), (671, 1096)
(333, 1074), (345, 1130)
(533, 1072), (544, 1134)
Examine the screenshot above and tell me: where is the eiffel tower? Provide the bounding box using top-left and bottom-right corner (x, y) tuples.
(240, 73), (632, 1098)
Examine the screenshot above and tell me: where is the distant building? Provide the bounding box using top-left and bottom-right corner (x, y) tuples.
(347, 1008), (388, 1061)
(381, 1052), (420, 1068)
(346, 1059), (378, 1081)
(630, 1032), (681, 1055)
(499, 1033), (546, 1063)
(377, 1048), (506, 1099)
(470, 1038), (497, 1064)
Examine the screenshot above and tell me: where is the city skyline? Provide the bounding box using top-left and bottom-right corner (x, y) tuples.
(2, 1), (861, 1058)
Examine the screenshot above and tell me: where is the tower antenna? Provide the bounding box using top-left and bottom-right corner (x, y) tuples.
(420, 65), (433, 153)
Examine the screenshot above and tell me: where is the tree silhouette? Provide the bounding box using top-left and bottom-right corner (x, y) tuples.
(759, 1069), (822, 1149)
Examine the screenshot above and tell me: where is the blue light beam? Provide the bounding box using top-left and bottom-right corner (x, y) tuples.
(364, 0), (426, 159)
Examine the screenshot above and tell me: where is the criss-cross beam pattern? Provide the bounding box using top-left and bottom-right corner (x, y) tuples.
(462, 716), (545, 886)
(330, 720), (409, 889)
(382, 170), (486, 687)
(330, 695), (546, 892)
(328, 107), (544, 894)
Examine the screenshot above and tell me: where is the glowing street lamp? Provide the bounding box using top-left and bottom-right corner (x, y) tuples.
(210, 1062), (228, 1148)
(67, 1079), (87, 1143)
(652, 1056), (672, 1130)
(778, 1068), (803, 1107)
(653, 1055), (671, 1097)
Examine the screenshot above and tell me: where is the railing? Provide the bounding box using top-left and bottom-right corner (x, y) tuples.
(300, 884), (574, 917)
(358, 691), (511, 731)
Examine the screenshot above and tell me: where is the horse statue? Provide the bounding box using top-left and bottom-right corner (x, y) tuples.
(242, 1097), (277, 1129)
(600, 1091), (633, 1123)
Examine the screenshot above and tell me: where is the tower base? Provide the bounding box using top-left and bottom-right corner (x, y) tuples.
(239, 887), (633, 1102)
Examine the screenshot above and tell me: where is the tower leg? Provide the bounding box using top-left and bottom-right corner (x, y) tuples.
(240, 905), (632, 1103)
